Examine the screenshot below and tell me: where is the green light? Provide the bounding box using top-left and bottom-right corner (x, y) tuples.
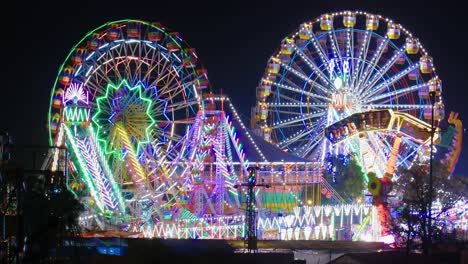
(64, 107), (90, 123)
(92, 80), (156, 159)
(64, 126), (105, 213)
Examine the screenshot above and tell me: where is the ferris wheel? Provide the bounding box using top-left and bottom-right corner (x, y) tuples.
(254, 11), (444, 178)
(47, 20), (210, 222)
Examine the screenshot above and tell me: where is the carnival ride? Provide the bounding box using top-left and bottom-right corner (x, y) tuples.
(252, 11), (464, 240)
(253, 11), (447, 179)
(46, 20), (211, 225)
(44, 13), (464, 241)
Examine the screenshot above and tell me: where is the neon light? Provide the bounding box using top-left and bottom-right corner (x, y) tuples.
(64, 126), (105, 212)
(77, 137), (118, 210)
(88, 126), (126, 214)
(85, 51), (95, 61)
(51, 125), (64, 172)
(115, 123), (147, 187)
(85, 66), (94, 77)
(92, 80), (156, 158)
(63, 82), (89, 105)
(99, 43), (109, 50)
(64, 107), (90, 123)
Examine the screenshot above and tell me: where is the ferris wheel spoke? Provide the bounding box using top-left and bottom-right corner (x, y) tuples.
(362, 104), (432, 110)
(328, 30), (344, 75)
(132, 43), (154, 83)
(276, 92), (305, 104)
(290, 59), (310, 77)
(158, 63), (189, 93)
(274, 110), (308, 116)
(141, 50), (162, 85)
(309, 31), (332, 71)
(267, 102), (328, 109)
(276, 129), (311, 148)
(364, 82), (429, 103)
(278, 119), (325, 149)
(155, 51), (170, 76)
(354, 38), (372, 89)
(122, 45), (138, 81)
(112, 45), (130, 80)
(85, 59), (118, 96)
(351, 30), (372, 88)
(271, 110), (325, 129)
(298, 134), (323, 157)
(363, 47), (406, 93)
(159, 79), (185, 99)
(362, 63), (420, 99)
(294, 47), (332, 89)
(280, 63), (314, 83)
(356, 37), (389, 93)
(271, 81), (331, 102)
(166, 99), (198, 112)
(344, 29), (355, 88)
(147, 53), (171, 88)
(164, 73), (196, 94)
(274, 123), (306, 130)
(159, 118), (197, 126)
(281, 77), (308, 92)
(152, 67), (177, 91)
(345, 28), (353, 60)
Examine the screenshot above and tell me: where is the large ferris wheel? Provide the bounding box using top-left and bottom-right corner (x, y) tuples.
(47, 20), (210, 223)
(254, 11), (445, 178)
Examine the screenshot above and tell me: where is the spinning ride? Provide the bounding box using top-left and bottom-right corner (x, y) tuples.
(47, 20), (209, 224)
(254, 11), (445, 178)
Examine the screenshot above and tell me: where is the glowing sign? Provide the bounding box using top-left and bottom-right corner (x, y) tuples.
(63, 82), (89, 105)
(332, 92), (348, 109)
(333, 77), (344, 90)
(343, 60), (350, 74)
(64, 107), (91, 125)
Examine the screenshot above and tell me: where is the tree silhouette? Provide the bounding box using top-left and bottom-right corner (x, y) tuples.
(390, 161), (467, 254)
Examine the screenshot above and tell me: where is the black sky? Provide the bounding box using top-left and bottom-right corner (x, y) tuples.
(8, 0), (468, 175)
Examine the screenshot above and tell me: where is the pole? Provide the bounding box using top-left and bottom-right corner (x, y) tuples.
(234, 166), (269, 253)
(428, 91), (436, 250)
(246, 180), (256, 252)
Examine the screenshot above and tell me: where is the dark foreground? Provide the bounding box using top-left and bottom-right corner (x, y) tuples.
(19, 238), (467, 264)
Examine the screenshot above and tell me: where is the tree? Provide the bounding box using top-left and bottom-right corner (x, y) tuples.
(390, 161), (467, 254)
(324, 154), (365, 203)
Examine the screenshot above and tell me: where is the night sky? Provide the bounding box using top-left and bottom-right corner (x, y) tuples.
(8, 0), (468, 175)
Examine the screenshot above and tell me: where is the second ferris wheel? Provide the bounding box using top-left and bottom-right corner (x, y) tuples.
(254, 11), (444, 178)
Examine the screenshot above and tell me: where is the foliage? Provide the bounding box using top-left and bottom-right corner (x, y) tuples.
(390, 161), (467, 254)
(324, 154), (365, 203)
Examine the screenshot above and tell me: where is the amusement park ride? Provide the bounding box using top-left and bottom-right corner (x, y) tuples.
(42, 12), (465, 243)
